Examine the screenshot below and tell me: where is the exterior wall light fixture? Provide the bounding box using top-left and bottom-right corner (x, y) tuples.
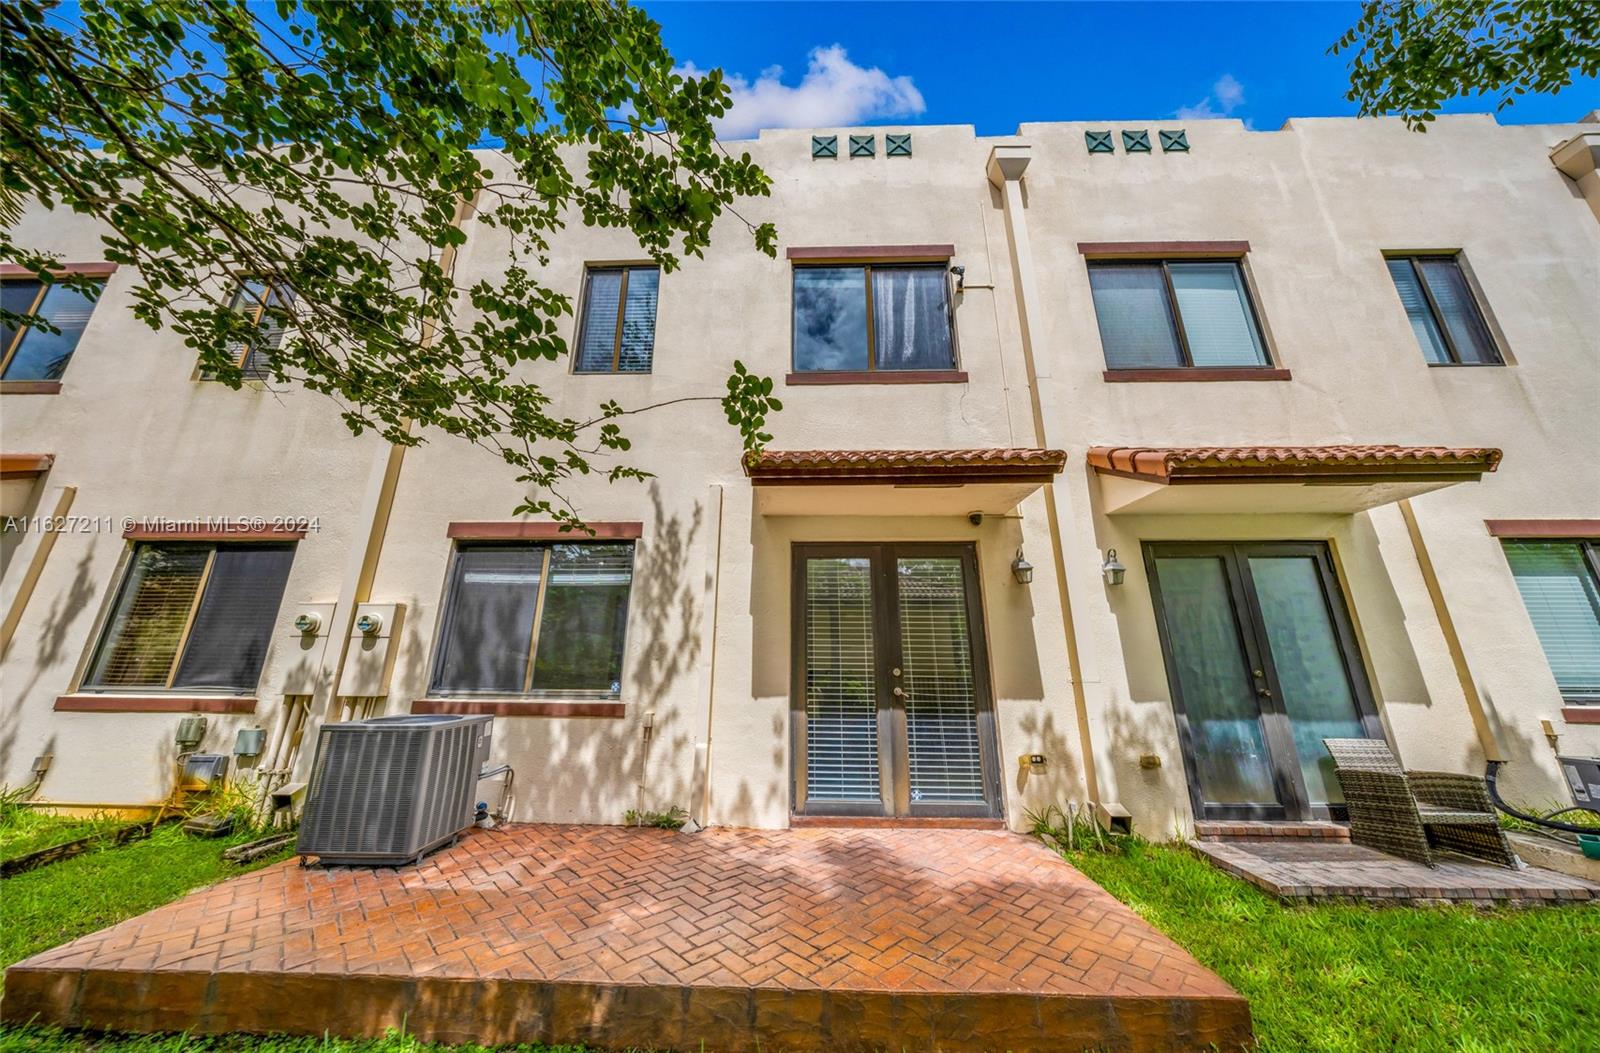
(1102, 549), (1127, 586)
(1011, 548), (1034, 585)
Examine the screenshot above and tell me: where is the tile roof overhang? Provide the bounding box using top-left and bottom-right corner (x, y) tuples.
(1086, 445), (1502, 485)
(0, 453), (55, 480)
(744, 448), (1067, 487)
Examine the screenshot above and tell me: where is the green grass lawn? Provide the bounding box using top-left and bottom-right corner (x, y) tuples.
(1, 823), (291, 970)
(0, 811), (123, 866)
(1059, 839), (1599, 1053)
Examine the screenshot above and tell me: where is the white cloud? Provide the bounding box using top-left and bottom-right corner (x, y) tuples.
(678, 45), (925, 139)
(1176, 74), (1246, 120)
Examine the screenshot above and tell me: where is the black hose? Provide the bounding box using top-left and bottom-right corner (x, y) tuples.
(1484, 761), (1598, 835)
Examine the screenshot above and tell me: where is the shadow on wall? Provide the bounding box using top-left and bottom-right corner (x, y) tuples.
(475, 482), (706, 824)
(3, 547), (99, 783)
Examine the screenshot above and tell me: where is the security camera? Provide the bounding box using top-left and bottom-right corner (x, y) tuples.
(968, 511), (984, 526)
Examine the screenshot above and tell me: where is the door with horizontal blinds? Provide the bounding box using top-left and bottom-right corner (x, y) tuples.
(792, 543), (1000, 818)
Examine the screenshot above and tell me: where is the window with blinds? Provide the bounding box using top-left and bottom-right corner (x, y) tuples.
(1087, 259), (1268, 369)
(83, 542), (295, 693)
(1384, 254), (1501, 365)
(574, 266), (659, 373)
(793, 263), (955, 372)
(429, 542), (635, 697)
(1502, 540), (1600, 702)
(1, 276), (107, 381)
(201, 278), (297, 380)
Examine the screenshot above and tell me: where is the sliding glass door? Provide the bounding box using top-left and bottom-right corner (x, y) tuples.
(1145, 542), (1383, 821)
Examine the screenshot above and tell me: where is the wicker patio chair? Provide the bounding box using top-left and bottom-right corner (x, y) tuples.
(1322, 738), (1519, 869)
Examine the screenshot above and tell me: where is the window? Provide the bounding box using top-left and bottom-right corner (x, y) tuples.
(1502, 540), (1600, 702)
(793, 264), (955, 372)
(1, 276), (106, 381)
(575, 266), (659, 373)
(83, 542), (295, 693)
(205, 278), (296, 380)
(1087, 260), (1269, 370)
(1385, 255), (1501, 365)
(430, 542), (634, 698)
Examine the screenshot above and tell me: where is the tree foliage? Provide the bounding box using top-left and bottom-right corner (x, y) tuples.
(0, 0), (781, 525)
(1335, 0), (1600, 129)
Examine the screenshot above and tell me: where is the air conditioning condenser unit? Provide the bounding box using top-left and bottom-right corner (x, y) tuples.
(297, 714), (492, 865)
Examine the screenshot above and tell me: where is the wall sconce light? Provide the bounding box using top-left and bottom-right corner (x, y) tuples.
(1102, 548), (1126, 586)
(1011, 548), (1034, 585)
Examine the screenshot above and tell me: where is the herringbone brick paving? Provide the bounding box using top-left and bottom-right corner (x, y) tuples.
(4, 824), (1252, 1051)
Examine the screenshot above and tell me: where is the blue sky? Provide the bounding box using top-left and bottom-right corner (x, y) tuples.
(644, 1), (1599, 137)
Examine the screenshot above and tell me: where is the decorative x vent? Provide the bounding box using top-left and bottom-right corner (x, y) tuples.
(812, 135), (838, 159)
(1085, 130), (1115, 154)
(1159, 129), (1189, 152)
(1122, 129), (1151, 153)
(886, 133), (912, 157)
(849, 134), (876, 158)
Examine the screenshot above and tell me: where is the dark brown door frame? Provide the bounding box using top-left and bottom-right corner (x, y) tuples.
(790, 542), (1003, 819)
(1144, 540), (1385, 822)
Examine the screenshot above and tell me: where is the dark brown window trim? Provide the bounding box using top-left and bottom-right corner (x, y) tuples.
(1486, 520), (1600, 539)
(1078, 240), (1250, 259)
(1, 262), (119, 279)
(787, 244), (954, 261)
(445, 521), (644, 541)
(122, 522), (309, 541)
(1562, 706), (1600, 724)
(412, 698), (625, 718)
(1103, 367), (1291, 383)
(0, 381), (63, 395)
(55, 694), (257, 714)
(785, 369), (968, 386)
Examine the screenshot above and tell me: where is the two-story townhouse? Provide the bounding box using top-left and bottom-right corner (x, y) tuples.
(2, 114), (1596, 840)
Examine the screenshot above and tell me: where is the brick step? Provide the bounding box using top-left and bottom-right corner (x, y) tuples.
(1195, 820), (1350, 843)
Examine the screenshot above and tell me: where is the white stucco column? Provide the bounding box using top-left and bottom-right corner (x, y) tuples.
(986, 144), (1104, 811)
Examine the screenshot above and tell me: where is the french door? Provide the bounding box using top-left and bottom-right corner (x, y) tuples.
(1144, 541), (1384, 821)
(792, 543), (1002, 818)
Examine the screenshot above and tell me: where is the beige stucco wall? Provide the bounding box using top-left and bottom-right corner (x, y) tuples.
(0, 210), (389, 805)
(1016, 115), (1600, 828)
(349, 128), (1083, 830)
(3, 114), (1595, 836)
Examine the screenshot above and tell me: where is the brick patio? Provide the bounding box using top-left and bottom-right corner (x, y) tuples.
(3, 824), (1251, 1052)
(1191, 837), (1600, 905)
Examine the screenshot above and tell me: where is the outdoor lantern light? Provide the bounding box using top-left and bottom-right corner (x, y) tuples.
(1011, 548), (1034, 585)
(1102, 548), (1127, 586)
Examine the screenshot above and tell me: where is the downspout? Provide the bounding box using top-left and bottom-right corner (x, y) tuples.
(986, 145), (1102, 806)
(1397, 499), (1506, 761)
(1, 483), (75, 658)
(285, 193), (479, 786)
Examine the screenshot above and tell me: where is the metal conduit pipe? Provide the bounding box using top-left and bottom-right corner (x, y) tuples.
(1485, 761), (1597, 835)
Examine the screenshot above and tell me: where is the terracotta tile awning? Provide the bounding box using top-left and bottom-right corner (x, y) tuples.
(1086, 445), (1502, 485)
(745, 448), (1066, 486)
(0, 453), (55, 480)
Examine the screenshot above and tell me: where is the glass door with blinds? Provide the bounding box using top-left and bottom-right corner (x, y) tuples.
(791, 543), (1001, 818)
(1144, 541), (1385, 821)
